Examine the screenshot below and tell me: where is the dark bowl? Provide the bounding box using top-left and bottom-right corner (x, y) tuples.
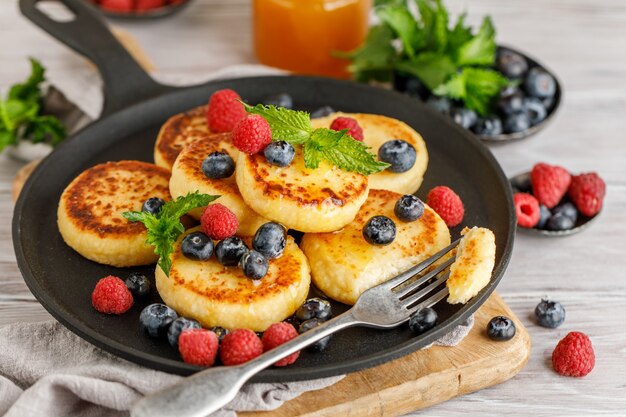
(394, 45), (562, 143)
(94, 0), (192, 20)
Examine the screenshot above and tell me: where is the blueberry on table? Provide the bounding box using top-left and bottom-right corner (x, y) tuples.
(535, 298), (566, 328)
(142, 197), (165, 215)
(202, 151), (235, 179)
(140, 303), (178, 338)
(523, 97), (547, 125)
(363, 215), (396, 245)
(239, 250), (269, 280)
(450, 107), (478, 129)
(311, 106), (335, 119)
(546, 212), (575, 231)
(497, 88), (525, 116)
(486, 316), (516, 341)
(552, 202), (578, 222)
(181, 231), (214, 261)
(394, 194), (424, 222)
(378, 139), (417, 173)
(264, 141), (295, 167)
(262, 93), (293, 109)
(209, 326), (230, 342)
(524, 67), (556, 99)
(408, 307), (438, 335)
(472, 116), (503, 136)
(296, 298), (332, 321)
(536, 204), (551, 228)
(252, 222), (287, 259)
(504, 112), (531, 134)
(496, 49), (529, 79)
(215, 237), (249, 266)
(299, 318), (332, 352)
(167, 317), (202, 348)
(426, 96), (452, 115)
(125, 272), (151, 298)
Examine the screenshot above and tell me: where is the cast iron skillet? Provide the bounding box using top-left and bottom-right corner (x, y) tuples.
(14, 0), (515, 382)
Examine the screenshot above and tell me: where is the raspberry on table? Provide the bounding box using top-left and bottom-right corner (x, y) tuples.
(426, 186), (464, 227)
(207, 89), (247, 133)
(513, 192), (540, 228)
(220, 329), (264, 366)
(91, 275), (134, 314)
(178, 328), (219, 367)
(262, 322), (300, 366)
(552, 331), (595, 377)
(568, 172), (606, 217)
(330, 117), (364, 141)
(201, 203), (239, 240)
(530, 163), (571, 208)
(232, 114), (272, 154)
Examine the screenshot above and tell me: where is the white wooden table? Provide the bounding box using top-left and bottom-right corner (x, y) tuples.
(1, 0), (625, 415)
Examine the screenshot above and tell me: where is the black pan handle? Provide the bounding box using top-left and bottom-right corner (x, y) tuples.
(19, 0), (174, 117)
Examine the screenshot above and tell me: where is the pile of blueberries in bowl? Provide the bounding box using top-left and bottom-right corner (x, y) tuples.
(394, 46), (561, 142)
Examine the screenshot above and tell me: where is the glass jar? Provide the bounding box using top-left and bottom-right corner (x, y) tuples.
(253, 0), (372, 78)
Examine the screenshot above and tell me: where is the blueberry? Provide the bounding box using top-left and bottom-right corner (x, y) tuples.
(542, 95), (555, 111)
(296, 298), (332, 321)
(252, 222), (287, 259)
(426, 96), (452, 115)
(239, 250), (269, 280)
(394, 194), (424, 222)
(497, 88), (525, 115)
(209, 326), (230, 342)
(394, 73), (429, 100)
(523, 97), (547, 125)
(552, 202), (578, 222)
(363, 215), (396, 245)
(167, 317), (201, 348)
(140, 303), (178, 338)
(215, 237), (249, 266)
(378, 139), (417, 173)
(450, 107), (478, 129)
(142, 197), (165, 215)
(510, 174), (531, 193)
(262, 93), (293, 109)
(181, 232), (214, 261)
(264, 141), (295, 167)
(299, 318), (332, 352)
(408, 307), (438, 334)
(472, 116), (503, 136)
(486, 316), (516, 341)
(311, 106), (335, 119)
(524, 67), (556, 99)
(496, 49), (528, 79)
(535, 298), (566, 328)
(537, 204), (551, 228)
(125, 272), (151, 298)
(202, 151), (235, 179)
(504, 112), (531, 133)
(546, 212), (575, 231)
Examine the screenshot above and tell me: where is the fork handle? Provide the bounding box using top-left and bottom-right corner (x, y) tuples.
(131, 311), (361, 417)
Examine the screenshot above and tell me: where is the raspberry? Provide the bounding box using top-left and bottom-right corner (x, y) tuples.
(99, 0), (134, 12)
(178, 329), (219, 367)
(207, 89), (247, 133)
(330, 117), (364, 141)
(513, 192), (540, 228)
(568, 173), (605, 217)
(91, 276), (133, 314)
(232, 115), (272, 154)
(262, 322), (300, 366)
(426, 186), (464, 227)
(201, 203), (239, 240)
(220, 329), (263, 366)
(136, 0), (165, 11)
(530, 163), (571, 208)
(552, 331), (595, 377)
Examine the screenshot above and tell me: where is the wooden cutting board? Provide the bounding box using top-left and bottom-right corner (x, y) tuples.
(242, 292), (530, 417)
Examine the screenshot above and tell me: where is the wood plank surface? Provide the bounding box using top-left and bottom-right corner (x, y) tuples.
(1, 1), (625, 416)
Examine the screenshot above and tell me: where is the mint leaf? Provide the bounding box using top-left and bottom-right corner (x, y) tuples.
(26, 115), (66, 145)
(432, 0), (449, 52)
(123, 192), (219, 275)
(435, 68), (509, 115)
(447, 13), (473, 53)
(243, 102), (311, 144)
(336, 24), (397, 83)
(8, 58), (45, 104)
(377, 5), (422, 57)
(455, 16), (496, 66)
(394, 52), (456, 90)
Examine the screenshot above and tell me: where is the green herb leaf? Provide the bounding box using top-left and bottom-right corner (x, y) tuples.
(394, 52), (456, 90)
(8, 58), (45, 104)
(243, 102), (311, 144)
(447, 13), (473, 53)
(434, 68), (509, 115)
(25, 115), (66, 145)
(455, 16), (496, 66)
(376, 5), (422, 57)
(123, 192), (219, 275)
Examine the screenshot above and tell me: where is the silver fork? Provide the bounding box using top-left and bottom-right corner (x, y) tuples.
(131, 239), (460, 417)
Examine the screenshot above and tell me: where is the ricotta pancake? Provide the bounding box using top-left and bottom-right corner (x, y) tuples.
(155, 229), (311, 331)
(301, 189), (450, 305)
(57, 160), (170, 267)
(311, 112), (428, 194)
(169, 133), (269, 236)
(154, 105), (210, 170)
(236, 147), (369, 233)
(447, 226), (496, 304)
